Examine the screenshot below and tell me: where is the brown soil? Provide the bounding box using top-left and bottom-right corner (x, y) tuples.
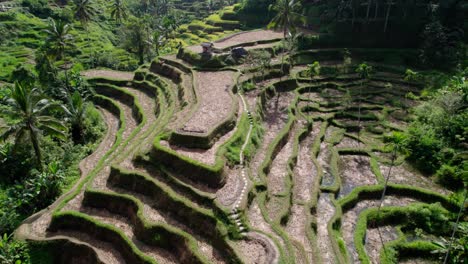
(81, 207), (178, 264)
(292, 122), (321, 203)
(46, 231), (125, 264)
(81, 69), (134, 80)
(267, 124), (298, 195)
(187, 30), (283, 53)
(317, 140), (333, 186)
(236, 239), (269, 264)
(216, 167), (243, 207)
(336, 136), (360, 149)
(380, 163), (451, 195)
(285, 204), (314, 262)
(162, 100), (242, 166)
(247, 199), (284, 250)
(107, 185), (227, 264)
(179, 71), (235, 133)
(365, 226), (399, 263)
(249, 91), (296, 182)
(339, 155), (378, 196)
(316, 193), (337, 264)
(341, 196), (417, 263)
(133, 163), (215, 207)
(236, 232), (280, 264)
(121, 87), (158, 153)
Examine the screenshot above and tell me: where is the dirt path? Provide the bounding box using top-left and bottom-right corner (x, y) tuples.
(316, 193), (337, 264)
(179, 71), (235, 133)
(81, 69), (135, 80)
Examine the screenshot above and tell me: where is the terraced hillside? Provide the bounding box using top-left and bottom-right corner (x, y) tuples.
(16, 30), (463, 264)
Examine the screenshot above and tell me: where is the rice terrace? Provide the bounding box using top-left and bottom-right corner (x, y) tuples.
(0, 0), (466, 263)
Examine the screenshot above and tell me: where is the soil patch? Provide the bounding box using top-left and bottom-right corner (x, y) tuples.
(285, 204), (314, 262)
(249, 91), (296, 181)
(180, 71), (234, 133)
(380, 163), (451, 195)
(46, 231), (125, 264)
(365, 225), (399, 263)
(267, 124), (298, 195)
(81, 207), (178, 264)
(339, 155), (378, 196)
(216, 167), (243, 207)
(316, 193), (337, 264)
(293, 122), (320, 203)
(341, 196), (417, 263)
(81, 69), (134, 80)
(163, 100), (242, 165)
(187, 30), (283, 53)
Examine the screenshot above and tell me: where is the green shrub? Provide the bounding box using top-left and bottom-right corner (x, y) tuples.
(0, 234), (30, 264)
(21, 0), (53, 18)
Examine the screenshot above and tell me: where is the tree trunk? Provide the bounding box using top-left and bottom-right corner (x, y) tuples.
(138, 44), (144, 64)
(384, 0), (392, 33)
(29, 125), (42, 169)
(374, 1), (379, 19)
(443, 189), (467, 264)
(366, 0), (372, 22)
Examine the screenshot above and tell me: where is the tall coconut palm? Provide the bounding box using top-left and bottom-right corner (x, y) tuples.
(375, 131), (407, 256)
(268, 0), (303, 39)
(110, 0), (128, 24)
(73, 0), (98, 27)
(64, 91), (87, 144)
(44, 18), (73, 60)
(120, 17), (152, 64)
(0, 83), (68, 167)
(355, 63), (373, 144)
(383, 0), (394, 32)
(268, 0), (303, 76)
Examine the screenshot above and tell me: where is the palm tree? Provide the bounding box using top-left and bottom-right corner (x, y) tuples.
(375, 131), (407, 257)
(355, 63), (373, 144)
(44, 18), (73, 60)
(73, 0), (98, 27)
(384, 0), (394, 32)
(268, 0), (303, 76)
(110, 0), (127, 24)
(0, 83), (68, 167)
(268, 0), (303, 39)
(120, 17), (152, 64)
(64, 91), (87, 144)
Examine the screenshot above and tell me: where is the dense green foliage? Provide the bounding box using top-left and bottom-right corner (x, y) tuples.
(400, 70), (467, 190)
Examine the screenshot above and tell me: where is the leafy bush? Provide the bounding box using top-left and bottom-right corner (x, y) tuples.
(82, 103), (106, 144)
(21, 0), (53, 18)
(419, 21), (465, 70)
(0, 234), (30, 264)
(432, 222), (468, 264)
(404, 124), (444, 174)
(9, 162), (64, 215)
